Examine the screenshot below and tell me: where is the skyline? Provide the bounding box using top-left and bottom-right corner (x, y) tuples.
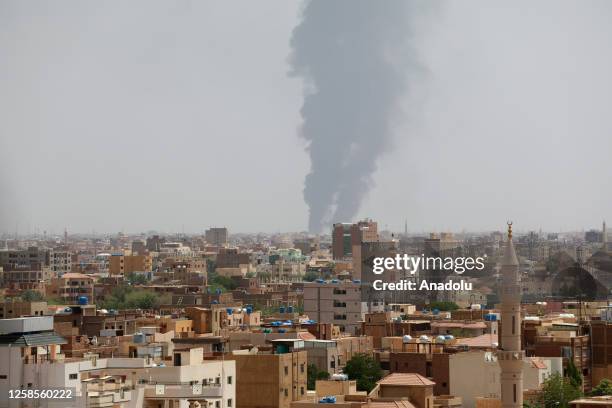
(2, 0), (612, 234)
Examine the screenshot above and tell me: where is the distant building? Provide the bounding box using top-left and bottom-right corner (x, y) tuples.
(0, 300), (47, 318)
(46, 272), (94, 304)
(332, 220), (378, 260)
(303, 280), (366, 335)
(109, 253), (152, 275)
(206, 227), (229, 246)
(49, 249), (72, 275)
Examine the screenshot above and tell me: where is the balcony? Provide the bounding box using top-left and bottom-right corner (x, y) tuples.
(143, 383), (224, 399)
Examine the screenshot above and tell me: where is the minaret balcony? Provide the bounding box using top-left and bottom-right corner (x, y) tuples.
(497, 350), (525, 361)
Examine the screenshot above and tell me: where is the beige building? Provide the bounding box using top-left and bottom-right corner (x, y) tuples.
(304, 281), (366, 335)
(46, 272), (94, 304)
(109, 253), (152, 275)
(0, 300), (47, 318)
(233, 349), (308, 408)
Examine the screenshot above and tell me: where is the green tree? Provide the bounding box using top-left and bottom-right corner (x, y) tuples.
(566, 359), (583, 389)
(530, 372), (582, 408)
(307, 364), (330, 390)
(427, 301), (459, 311)
(590, 379), (612, 396)
(126, 272), (148, 285)
(20, 290), (44, 302)
(343, 353), (383, 392)
(303, 271), (319, 282)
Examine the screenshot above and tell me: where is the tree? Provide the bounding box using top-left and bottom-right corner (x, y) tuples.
(566, 359), (583, 389)
(20, 290), (44, 302)
(590, 379), (612, 396)
(427, 301), (459, 311)
(530, 372), (582, 408)
(307, 364), (330, 390)
(343, 353), (383, 392)
(304, 271), (319, 282)
(126, 273), (148, 285)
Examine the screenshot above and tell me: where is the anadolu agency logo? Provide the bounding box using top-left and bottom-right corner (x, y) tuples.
(366, 253), (486, 292)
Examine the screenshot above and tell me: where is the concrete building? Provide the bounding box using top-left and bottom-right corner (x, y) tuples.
(332, 220), (378, 260)
(49, 249), (72, 274)
(303, 281), (366, 335)
(0, 299), (47, 318)
(207, 227), (229, 247)
(46, 272), (95, 304)
(233, 347), (308, 408)
(109, 253), (153, 275)
(497, 223), (524, 408)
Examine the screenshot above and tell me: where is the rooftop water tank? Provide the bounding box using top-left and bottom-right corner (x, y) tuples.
(133, 333), (145, 344)
(419, 335), (429, 343)
(78, 296), (88, 305)
(402, 335), (412, 343)
(279, 306), (285, 313)
(436, 335), (446, 343)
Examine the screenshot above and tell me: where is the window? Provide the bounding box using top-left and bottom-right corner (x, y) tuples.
(301, 387), (305, 395)
(227, 376), (232, 385)
(513, 384), (517, 403)
(215, 401), (220, 408)
(300, 364), (305, 373)
(284, 366), (288, 375)
(69, 374), (78, 380)
(227, 399), (232, 407)
(512, 316), (516, 335)
(284, 389), (288, 397)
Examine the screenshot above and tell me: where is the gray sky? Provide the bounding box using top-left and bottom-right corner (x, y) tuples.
(1, 1), (611, 235)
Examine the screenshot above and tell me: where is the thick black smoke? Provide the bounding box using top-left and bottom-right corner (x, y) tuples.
(290, 0), (416, 234)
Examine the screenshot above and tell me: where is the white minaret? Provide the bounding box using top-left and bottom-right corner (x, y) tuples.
(603, 220), (608, 251)
(498, 222), (524, 408)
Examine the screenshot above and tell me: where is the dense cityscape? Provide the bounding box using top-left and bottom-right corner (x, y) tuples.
(0, 220), (611, 407)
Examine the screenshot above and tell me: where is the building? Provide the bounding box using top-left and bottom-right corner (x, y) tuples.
(233, 345), (308, 408)
(108, 253), (153, 275)
(0, 246), (49, 271)
(303, 280), (366, 335)
(49, 249), (72, 274)
(332, 220), (378, 260)
(498, 223), (524, 408)
(0, 300), (47, 318)
(207, 227), (229, 246)
(46, 272), (94, 304)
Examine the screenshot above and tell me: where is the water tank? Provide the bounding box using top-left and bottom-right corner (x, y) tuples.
(444, 335), (454, 341)
(246, 306), (253, 315)
(78, 296), (88, 305)
(331, 374), (348, 381)
(287, 306), (294, 313)
(419, 335), (429, 343)
(432, 308), (440, 315)
(484, 314), (497, 321)
(402, 335), (412, 344)
(436, 335), (446, 343)
(319, 396), (337, 404)
(133, 333), (145, 344)
(279, 306), (285, 313)
(470, 304), (482, 310)
(278, 328), (286, 334)
(226, 308), (233, 315)
(215, 288), (222, 295)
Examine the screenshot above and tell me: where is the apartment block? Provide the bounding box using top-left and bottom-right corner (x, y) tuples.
(303, 281), (366, 335)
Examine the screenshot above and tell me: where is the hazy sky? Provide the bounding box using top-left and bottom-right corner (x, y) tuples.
(1, 1), (611, 235)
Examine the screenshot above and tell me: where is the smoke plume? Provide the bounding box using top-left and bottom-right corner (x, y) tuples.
(290, 1), (416, 234)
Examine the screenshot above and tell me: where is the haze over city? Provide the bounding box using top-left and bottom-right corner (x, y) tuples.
(2, 0), (612, 234)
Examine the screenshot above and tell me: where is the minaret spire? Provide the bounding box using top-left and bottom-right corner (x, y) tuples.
(498, 221), (523, 408)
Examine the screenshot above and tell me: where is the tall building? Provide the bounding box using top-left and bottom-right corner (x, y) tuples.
(206, 227), (229, 246)
(498, 223), (524, 408)
(332, 220), (378, 260)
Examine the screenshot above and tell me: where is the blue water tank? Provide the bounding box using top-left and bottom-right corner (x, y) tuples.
(246, 306), (253, 315)
(279, 306), (285, 313)
(287, 306), (294, 313)
(226, 308), (233, 315)
(215, 288), (222, 295)
(78, 296), (88, 305)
